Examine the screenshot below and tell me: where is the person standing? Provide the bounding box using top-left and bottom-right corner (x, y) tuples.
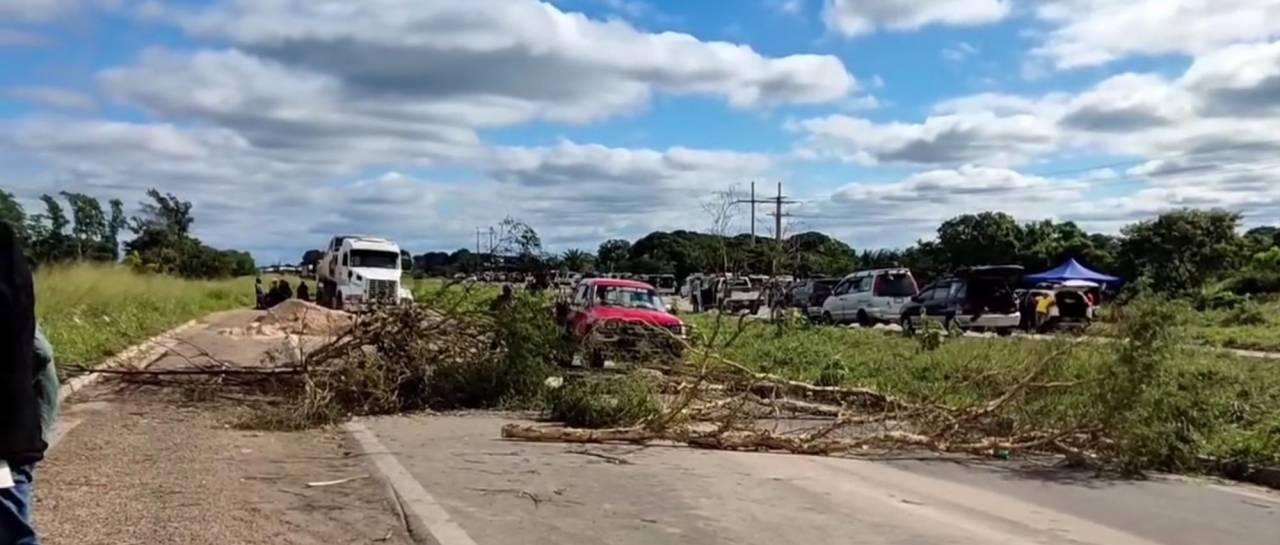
(0, 221), (47, 545)
(254, 277), (265, 309)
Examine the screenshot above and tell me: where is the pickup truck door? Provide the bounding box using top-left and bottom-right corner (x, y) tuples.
(568, 284), (592, 336)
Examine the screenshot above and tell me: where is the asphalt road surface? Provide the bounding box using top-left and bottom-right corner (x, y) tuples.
(360, 414), (1279, 545)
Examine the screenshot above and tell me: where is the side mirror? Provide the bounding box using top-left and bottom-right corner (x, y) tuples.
(910, 295), (924, 303)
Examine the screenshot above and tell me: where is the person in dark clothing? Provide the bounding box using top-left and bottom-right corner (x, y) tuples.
(0, 221), (45, 545)
(277, 278), (293, 302)
(254, 277), (265, 309)
(489, 284), (515, 312)
(296, 281), (311, 303)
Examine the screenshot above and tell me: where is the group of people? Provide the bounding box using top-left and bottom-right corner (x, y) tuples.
(254, 277), (312, 309)
(1, 221), (59, 544)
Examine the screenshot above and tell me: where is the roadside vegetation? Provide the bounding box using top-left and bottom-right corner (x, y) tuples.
(35, 264), (253, 371)
(234, 280), (1279, 476)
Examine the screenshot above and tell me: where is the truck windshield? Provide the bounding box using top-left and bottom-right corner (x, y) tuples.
(596, 286), (664, 310)
(350, 250), (400, 269)
(874, 272), (918, 297)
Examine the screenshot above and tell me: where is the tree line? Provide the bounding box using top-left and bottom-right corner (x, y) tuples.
(0, 188), (255, 278)
(402, 208), (1280, 299)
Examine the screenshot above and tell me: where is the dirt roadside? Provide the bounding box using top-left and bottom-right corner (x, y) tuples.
(36, 310), (413, 545)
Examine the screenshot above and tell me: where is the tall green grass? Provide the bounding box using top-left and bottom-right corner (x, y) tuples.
(34, 264), (255, 370)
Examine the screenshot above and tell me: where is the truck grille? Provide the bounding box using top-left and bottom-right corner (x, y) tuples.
(368, 279), (397, 302)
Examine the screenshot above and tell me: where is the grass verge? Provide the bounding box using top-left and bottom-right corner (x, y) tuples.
(35, 264), (254, 372)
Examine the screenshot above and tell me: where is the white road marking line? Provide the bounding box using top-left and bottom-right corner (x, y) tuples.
(45, 417), (82, 451)
(345, 420), (480, 545)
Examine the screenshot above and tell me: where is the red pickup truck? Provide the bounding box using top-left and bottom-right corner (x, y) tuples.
(556, 278), (687, 367)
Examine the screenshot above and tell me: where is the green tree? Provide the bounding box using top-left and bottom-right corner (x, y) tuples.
(301, 249), (325, 268)
(560, 248), (594, 272)
(1119, 209), (1246, 295)
(130, 188), (193, 236)
(597, 239), (631, 272)
(1019, 220), (1094, 272)
(60, 191), (108, 260)
(0, 190), (26, 242)
(1244, 226), (1279, 253)
(106, 198), (126, 260)
(936, 212), (1025, 269)
(26, 194), (73, 262)
(787, 231), (858, 277)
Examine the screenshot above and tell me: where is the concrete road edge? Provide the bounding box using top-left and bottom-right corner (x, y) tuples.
(344, 420), (480, 545)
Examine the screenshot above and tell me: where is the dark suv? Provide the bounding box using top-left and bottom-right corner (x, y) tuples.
(899, 266), (1022, 335)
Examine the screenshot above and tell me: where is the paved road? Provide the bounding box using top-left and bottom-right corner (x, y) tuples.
(360, 414), (1279, 545)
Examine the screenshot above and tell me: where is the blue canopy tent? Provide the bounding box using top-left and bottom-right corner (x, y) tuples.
(1023, 258), (1123, 288)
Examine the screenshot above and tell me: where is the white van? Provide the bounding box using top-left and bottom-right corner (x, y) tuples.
(821, 268), (919, 326)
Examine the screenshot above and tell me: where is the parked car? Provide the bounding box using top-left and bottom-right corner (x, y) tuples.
(797, 278), (840, 321)
(899, 266), (1023, 335)
(555, 278), (686, 367)
(1020, 280), (1097, 332)
(821, 268), (919, 326)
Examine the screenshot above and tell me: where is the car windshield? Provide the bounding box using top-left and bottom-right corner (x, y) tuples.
(350, 250), (400, 269)
(596, 285), (664, 310)
(874, 272), (918, 297)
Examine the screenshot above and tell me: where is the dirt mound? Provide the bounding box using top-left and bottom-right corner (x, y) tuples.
(221, 300), (354, 338)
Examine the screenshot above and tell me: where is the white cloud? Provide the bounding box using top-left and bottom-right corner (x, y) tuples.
(5, 86), (95, 110)
(171, 0), (854, 111)
(822, 0), (1010, 37)
(788, 111), (1058, 167)
(1033, 0), (1280, 69)
(3, 118), (773, 258)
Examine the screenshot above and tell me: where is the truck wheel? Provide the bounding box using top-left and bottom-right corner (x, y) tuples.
(902, 316), (916, 335)
(996, 328), (1013, 337)
(822, 311), (834, 325)
(750, 302), (761, 315)
(588, 349), (607, 369)
(856, 310), (872, 328)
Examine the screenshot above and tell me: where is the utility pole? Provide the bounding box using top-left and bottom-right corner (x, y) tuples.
(475, 227), (483, 254)
(734, 181), (775, 246)
(733, 181), (795, 274)
(771, 181), (794, 246)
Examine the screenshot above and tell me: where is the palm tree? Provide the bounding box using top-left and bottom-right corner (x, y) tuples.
(560, 248), (594, 272)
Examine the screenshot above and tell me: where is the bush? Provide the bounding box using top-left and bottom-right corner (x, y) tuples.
(1220, 269), (1280, 296)
(548, 375), (661, 429)
(1221, 300), (1269, 326)
(427, 293), (564, 409)
(1097, 294), (1220, 472)
(1193, 289), (1244, 310)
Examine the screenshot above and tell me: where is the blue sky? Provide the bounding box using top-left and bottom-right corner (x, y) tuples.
(3, 0), (1280, 263)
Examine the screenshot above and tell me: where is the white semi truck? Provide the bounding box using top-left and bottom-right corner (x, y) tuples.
(315, 235), (413, 310)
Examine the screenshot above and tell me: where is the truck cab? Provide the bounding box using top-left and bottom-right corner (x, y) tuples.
(317, 235), (413, 310)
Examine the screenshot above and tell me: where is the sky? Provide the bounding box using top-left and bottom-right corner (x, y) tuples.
(2, 0), (1280, 264)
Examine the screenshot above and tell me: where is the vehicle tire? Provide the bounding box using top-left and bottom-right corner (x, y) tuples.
(750, 302), (761, 315)
(822, 311), (835, 325)
(942, 314), (956, 332)
(588, 349), (607, 369)
(995, 327), (1013, 337)
(856, 310), (872, 328)
(902, 315), (916, 335)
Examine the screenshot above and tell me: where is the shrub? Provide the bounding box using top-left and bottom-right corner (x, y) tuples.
(548, 374), (661, 429)
(1221, 300), (1269, 326)
(1220, 269), (1280, 296)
